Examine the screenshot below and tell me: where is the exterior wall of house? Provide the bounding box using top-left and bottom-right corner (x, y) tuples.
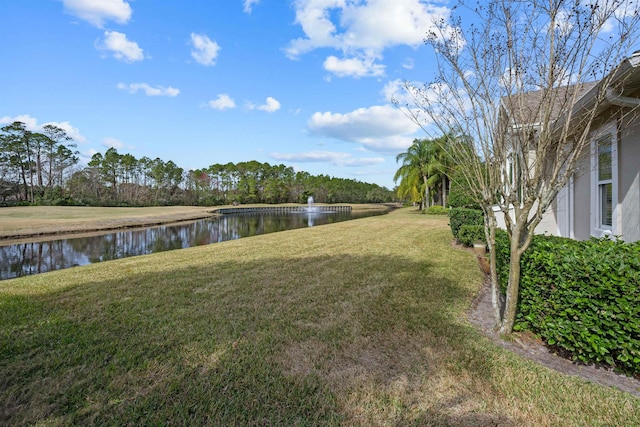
(572, 154), (592, 240)
(493, 200), (559, 236)
(536, 200), (561, 235)
(493, 206), (507, 229)
(562, 115), (640, 242)
(619, 117), (640, 242)
(499, 116), (639, 242)
(555, 182), (572, 238)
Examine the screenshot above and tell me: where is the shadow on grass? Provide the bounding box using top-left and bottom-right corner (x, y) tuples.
(2, 249), (508, 425)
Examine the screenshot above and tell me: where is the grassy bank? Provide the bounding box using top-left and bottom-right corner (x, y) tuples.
(1, 209), (638, 425)
(0, 206), (214, 239)
(0, 204), (389, 240)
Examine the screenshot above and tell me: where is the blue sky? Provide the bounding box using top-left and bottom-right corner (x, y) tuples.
(0, 0), (457, 189)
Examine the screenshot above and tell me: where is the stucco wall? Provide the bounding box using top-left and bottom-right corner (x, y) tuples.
(572, 154), (592, 240)
(619, 118), (640, 242)
(492, 201), (559, 236)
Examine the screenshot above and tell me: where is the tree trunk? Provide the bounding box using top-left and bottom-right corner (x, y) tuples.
(19, 164), (28, 201)
(47, 152), (54, 188)
(499, 239), (523, 334)
(499, 216), (530, 334)
(423, 175), (430, 209)
(441, 175), (447, 207)
(36, 154), (43, 190)
(484, 210), (502, 329)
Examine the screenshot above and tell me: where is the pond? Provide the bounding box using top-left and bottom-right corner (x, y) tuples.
(0, 210), (384, 281)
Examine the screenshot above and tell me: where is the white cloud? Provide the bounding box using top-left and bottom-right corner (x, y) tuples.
(286, 0), (456, 78)
(258, 97), (281, 112)
(243, 0), (260, 13)
(596, 0), (640, 32)
(0, 114), (38, 129)
(341, 157), (386, 167)
(402, 58), (414, 69)
(247, 97), (281, 112)
(208, 94), (236, 110)
(271, 151), (349, 163)
(285, 0), (343, 58)
(382, 79), (416, 105)
(269, 150), (385, 167)
(307, 104), (420, 153)
(100, 31), (144, 62)
(102, 137), (130, 149)
(383, 79), (454, 114)
(384, 78), (475, 135)
(43, 121), (87, 143)
(0, 115), (86, 143)
(382, 79), (402, 102)
(117, 83), (180, 97)
(339, 0), (451, 49)
(323, 55), (385, 78)
(63, 0), (132, 28)
(190, 33), (220, 66)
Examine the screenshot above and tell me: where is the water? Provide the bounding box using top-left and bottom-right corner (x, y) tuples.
(0, 210), (382, 280)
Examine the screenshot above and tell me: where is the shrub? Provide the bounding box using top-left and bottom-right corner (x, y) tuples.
(426, 205), (449, 215)
(457, 225), (485, 247)
(449, 208), (484, 240)
(494, 231), (640, 375)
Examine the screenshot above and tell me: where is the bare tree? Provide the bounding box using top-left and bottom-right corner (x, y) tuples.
(401, 0), (640, 333)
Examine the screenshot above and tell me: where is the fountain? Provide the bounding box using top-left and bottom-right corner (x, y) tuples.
(306, 195), (317, 213)
(292, 195), (336, 220)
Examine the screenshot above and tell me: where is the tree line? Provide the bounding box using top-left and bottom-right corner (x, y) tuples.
(0, 121), (79, 203)
(1, 121), (394, 206)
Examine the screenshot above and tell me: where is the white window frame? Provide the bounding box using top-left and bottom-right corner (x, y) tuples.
(590, 121), (618, 238)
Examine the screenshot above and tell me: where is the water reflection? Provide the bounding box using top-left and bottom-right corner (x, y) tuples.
(0, 211), (377, 280)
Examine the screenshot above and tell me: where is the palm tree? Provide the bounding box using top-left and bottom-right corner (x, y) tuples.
(426, 134), (454, 207)
(395, 138), (435, 210)
(395, 136), (457, 210)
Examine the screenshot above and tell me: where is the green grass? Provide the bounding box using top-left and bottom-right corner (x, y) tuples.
(1, 209), (638, 425)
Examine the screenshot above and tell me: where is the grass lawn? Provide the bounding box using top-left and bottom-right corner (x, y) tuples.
(1, 208), (638, 425)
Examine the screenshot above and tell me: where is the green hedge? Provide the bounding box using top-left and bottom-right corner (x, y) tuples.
(458, 225), (485, 247)
(449, 208), (484, 241)
(495, 230), (640, 375)
(426, 205), (449, 215)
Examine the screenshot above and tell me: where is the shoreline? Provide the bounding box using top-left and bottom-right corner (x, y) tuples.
(0, 216), (216, 245)
(0, 204), (393, 243)
(0, 206), (216, 240)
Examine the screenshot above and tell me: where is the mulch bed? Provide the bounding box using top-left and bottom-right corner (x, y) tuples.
(467, 274), (640, 397)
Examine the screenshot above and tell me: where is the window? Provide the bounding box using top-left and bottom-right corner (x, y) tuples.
(590, 122), (618, 237)
(597, 135), (613, 228)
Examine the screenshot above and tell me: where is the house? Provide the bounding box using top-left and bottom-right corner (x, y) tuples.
(496, 53), (640, 242)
